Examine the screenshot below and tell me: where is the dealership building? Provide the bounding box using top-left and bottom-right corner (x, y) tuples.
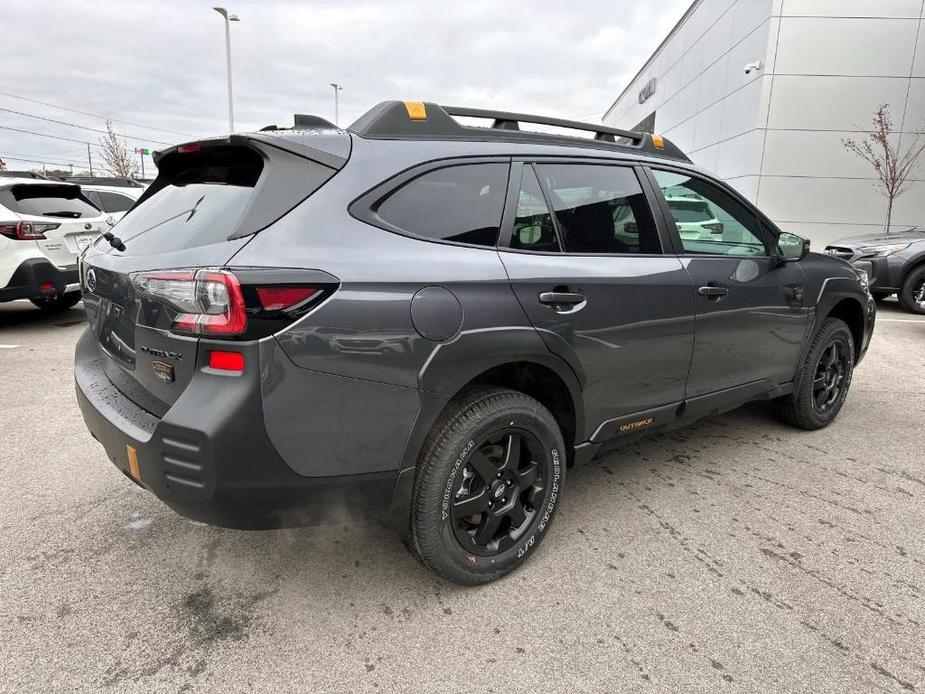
(603, 0), (924, 247)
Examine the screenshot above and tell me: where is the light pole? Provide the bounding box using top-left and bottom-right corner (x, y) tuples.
(213, 7), (240, 134)
(329, 83), (343, 126)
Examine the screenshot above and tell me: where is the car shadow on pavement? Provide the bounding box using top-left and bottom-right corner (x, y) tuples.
(0, 301), (85, 330)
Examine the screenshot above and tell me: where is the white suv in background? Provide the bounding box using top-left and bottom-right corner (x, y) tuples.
(0, 177), (108, 312)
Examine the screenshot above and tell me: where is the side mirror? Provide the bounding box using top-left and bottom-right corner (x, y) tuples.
(778, 232), (809, 261)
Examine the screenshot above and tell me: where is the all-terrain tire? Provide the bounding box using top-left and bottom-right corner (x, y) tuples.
(898, 265), (925, 315)
(409, 387), (566, 585)
(773, 317), (855, 430)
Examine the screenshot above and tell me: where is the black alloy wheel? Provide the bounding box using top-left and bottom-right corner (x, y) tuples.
(812, 341), (849, 413)
(772, 317), (854, 430)
(450, 429), (546, 555)
(409, 387), (565, 584)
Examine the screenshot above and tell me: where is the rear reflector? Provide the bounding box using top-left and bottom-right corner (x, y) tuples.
(126, 444), (141, 480)
(208, 350), (245, 372)
(255, 286), (318, 311)
(40, 282), (54, 292)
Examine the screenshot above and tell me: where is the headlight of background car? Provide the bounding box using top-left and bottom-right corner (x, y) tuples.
(858, 243), (910, 258)
(854, 268), (870, 292)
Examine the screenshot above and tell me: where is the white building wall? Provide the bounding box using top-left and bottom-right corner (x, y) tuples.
(604, 0), (925, 248)
(757, 2), (925, 246)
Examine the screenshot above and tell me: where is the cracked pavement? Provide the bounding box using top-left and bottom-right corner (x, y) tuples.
(1, 299), (924, 693)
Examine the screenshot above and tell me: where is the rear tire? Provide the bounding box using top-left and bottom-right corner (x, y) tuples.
(773, 317), (855, 430)
(898, 265), (925, 315)
(409, 387), (565, 585)
(29, 291), (81, 313)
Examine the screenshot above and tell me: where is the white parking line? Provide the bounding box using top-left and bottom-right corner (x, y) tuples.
(0, 344), (21, 349)
(878, 318), (925, 323)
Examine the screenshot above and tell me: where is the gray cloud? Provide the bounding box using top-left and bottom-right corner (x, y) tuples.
(1, 0), (690, 172)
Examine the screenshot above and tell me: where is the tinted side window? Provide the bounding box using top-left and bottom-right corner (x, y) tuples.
(650, 169), (768, 256)
(535, 164), (660, 254)
(511, 166), (560, 252)
(377, 163), (508, 247)
(97, 191), (135, 212)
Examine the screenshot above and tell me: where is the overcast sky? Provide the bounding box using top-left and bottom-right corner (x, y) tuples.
(2, 0), (690, 174)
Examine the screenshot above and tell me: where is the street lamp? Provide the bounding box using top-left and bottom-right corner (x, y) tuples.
(330, 83), (343, 126)
(213, 7), (240, 133)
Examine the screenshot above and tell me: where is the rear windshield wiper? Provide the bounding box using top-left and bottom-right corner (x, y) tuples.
(102, 231), (126, 252)
(42, 211), (81, 218)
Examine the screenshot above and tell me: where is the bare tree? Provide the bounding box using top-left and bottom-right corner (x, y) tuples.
(842, 104), (925, 235)
(99, 120), (139, 179)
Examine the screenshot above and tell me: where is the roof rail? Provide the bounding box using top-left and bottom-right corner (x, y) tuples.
(55, 175), (145, 188)
(348, 101), (691, 163)
(0, 170), (49, 179)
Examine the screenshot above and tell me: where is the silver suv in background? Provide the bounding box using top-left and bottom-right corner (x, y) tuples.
(826, 227), (925, 314)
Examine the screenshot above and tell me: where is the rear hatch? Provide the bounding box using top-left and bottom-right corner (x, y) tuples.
(0, 183), (107, 266)
(80, 131), (349, 416)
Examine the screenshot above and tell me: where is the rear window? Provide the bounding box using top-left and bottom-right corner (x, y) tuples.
(376, 163), (509, 247)
(0, 184), (101, 219)
(111, 144), (337, 255)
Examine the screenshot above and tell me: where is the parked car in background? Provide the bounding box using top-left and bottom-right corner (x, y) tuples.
(50, 176), (146, 226)
(825, 227), (925, 314)
(663, 193), (724, 240)
(75, 101), (874, 584)
(80, 185), (143, 225)
(0, 177), (108, 311)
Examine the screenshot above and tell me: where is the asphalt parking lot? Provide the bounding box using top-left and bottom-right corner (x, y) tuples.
(1, 299), (923, 693)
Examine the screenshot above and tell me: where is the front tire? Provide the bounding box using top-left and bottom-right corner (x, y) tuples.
(29, 291), (81, 313)
(898, 266), (925, 315)
(409, 387), (566, 585)
(773, 317), (855, 430)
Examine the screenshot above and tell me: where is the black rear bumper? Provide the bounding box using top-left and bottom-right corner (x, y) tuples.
(74, 329), (396, 529)
(0, 258), (78, 302)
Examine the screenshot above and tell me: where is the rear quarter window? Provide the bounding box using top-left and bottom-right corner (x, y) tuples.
(371, 162), (509, 247)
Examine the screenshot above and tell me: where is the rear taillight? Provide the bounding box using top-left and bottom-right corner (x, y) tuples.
(131, 268), (329, 339)
(132, 269), (247, 337)
(0, 221), (59, 240)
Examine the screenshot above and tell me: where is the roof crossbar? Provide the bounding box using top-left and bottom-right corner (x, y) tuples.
(443, 105), (644, 144)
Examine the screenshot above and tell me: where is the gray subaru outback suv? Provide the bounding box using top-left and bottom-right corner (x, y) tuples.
(75, 101), (875, 584)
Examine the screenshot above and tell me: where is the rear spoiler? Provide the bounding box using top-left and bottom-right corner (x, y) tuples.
(153, 131), (348, 171)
